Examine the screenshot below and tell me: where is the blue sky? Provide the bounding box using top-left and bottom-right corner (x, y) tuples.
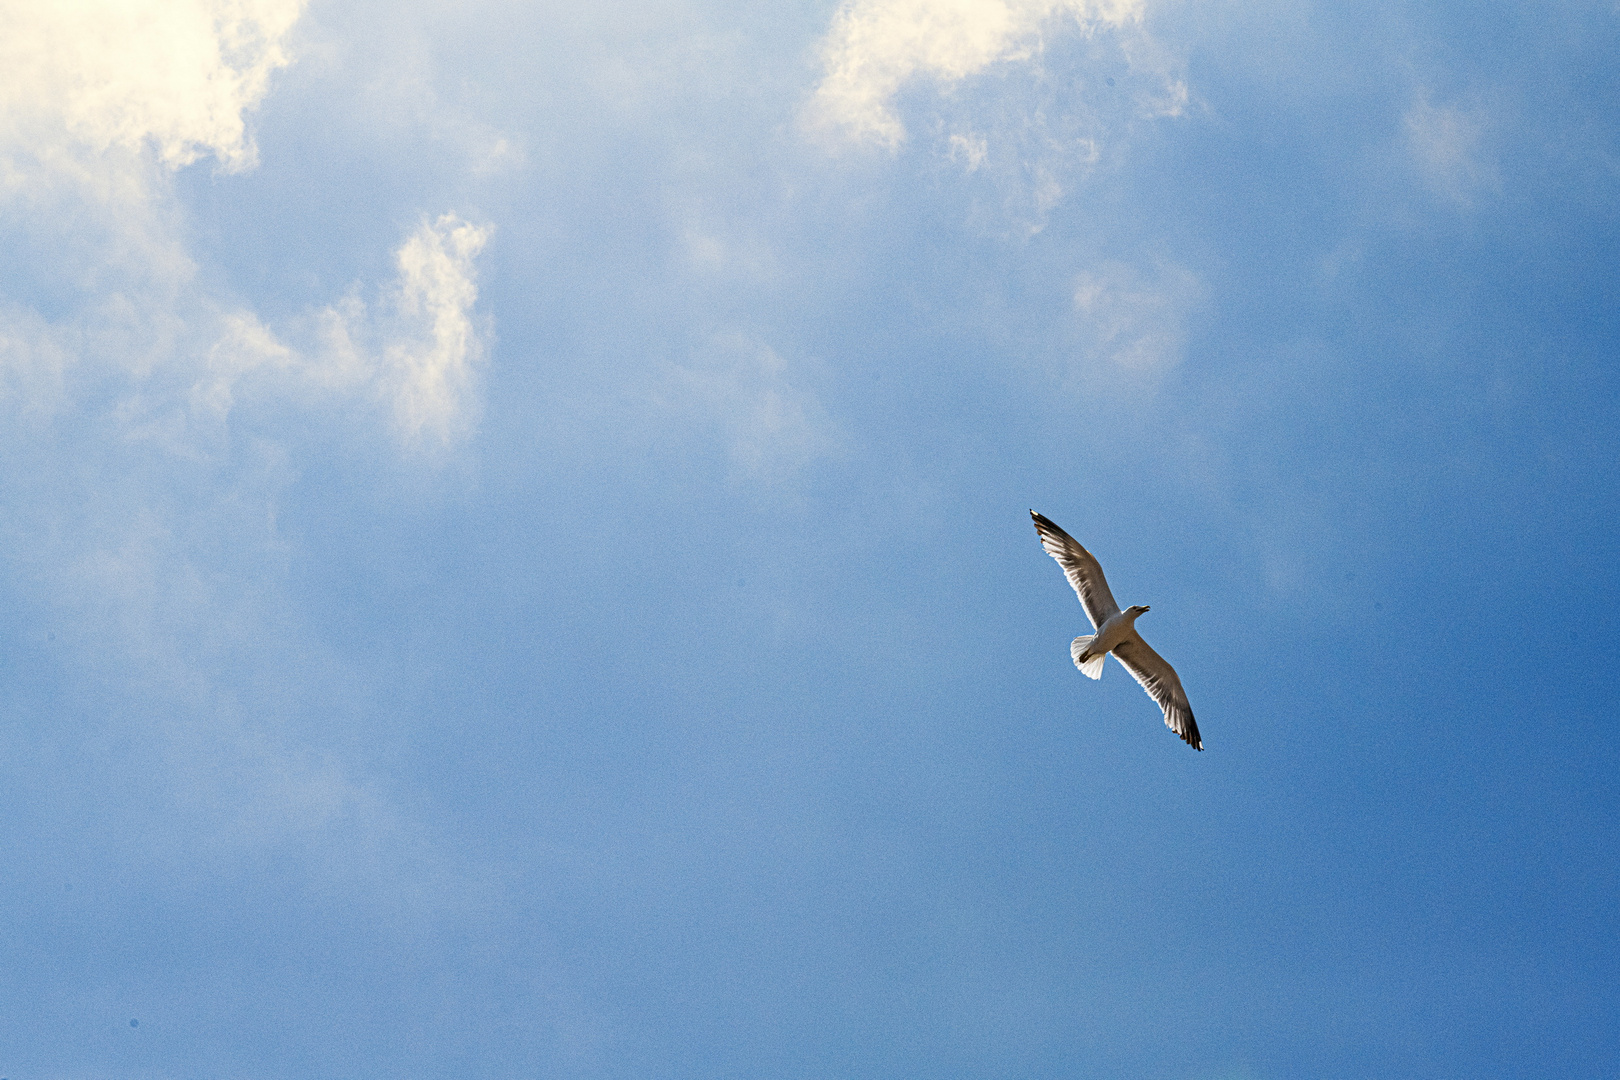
(1, 0), (1617, 1076)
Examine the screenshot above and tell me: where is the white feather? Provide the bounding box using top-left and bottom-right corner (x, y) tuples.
(1071, 635), (1106, 680)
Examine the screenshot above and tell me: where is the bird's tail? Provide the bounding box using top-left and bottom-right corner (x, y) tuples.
(1070, 635), (1106, 680)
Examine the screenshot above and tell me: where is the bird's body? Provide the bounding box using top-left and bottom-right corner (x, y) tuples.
(1084, 606), (1145, 658)
(1030, 510), (1202, 750)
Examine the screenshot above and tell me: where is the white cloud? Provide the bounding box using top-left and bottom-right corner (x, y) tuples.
(806, 0), (1143, 150)
(805, 0), (1188, 234)
(381, 216), (493, 444)
(0, 0), (304, 172)
(7, 212), (494, 469)
(0, 0), (494, 914)
(0, 0), (307, 389)
(0, 0), (494, 448)
(185, 215), (494, 447)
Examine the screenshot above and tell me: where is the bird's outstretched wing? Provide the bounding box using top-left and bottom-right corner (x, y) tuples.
(1112, 633), (1202, 750)
(1030, 511), (1121, 630)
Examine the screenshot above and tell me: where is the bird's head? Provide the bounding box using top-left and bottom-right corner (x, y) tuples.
(1127, 604), (1150, 617)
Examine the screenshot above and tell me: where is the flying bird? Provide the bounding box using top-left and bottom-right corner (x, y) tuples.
(1030, 510), (1202, 750)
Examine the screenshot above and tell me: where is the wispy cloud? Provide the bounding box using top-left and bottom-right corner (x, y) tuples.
(806, 0), (1144, 150)
(1403, 92), (1498, 208)
(1070, 259), (1202, 387)
(380, 215), (493, 444)
(657, 334), (836, 481)
(804, 0), (1186, 234)
(0, 0), (494, 916)
(185, 215), (495, 447)
(0, 0), (496, 447)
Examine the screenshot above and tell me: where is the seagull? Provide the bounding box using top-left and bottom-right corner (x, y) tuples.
(1030, 510), (1202, 750)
